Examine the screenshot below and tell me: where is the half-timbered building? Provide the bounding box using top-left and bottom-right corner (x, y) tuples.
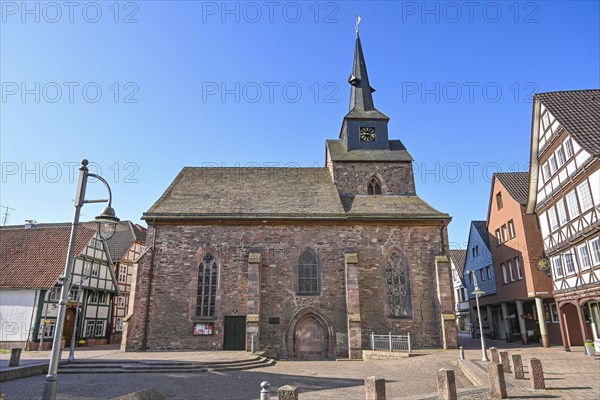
(526, 89), (600, 350)
(107, 222), (147, 343)
(0, 223), (119, 349)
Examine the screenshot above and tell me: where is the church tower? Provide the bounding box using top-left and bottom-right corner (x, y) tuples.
(326, 30), (416, 197)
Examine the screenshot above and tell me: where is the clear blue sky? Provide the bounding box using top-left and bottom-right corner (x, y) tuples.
(1, 1), (599, 247)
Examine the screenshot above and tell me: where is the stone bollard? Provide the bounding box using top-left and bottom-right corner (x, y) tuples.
(260, 381), (270, 400)
(487, 363), (508, 399)
(365, 376), (386, 400)
(499, 351), (511, 373)
(436, 368), (458, 400)
(489, 347), (499, 364)
(528, 358), (546, 389)
(459, 346), (464, 360)
(278, 385), (298, 400)
(9, 348), (22, 367)
(512, 354), (524, 379)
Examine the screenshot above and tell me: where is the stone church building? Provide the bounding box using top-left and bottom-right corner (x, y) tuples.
(125, 32), (457, 359)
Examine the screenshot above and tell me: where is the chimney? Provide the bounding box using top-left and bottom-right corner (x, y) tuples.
(24, 220), (37, 228)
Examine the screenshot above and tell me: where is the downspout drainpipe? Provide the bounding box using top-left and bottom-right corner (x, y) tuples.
(25, 289), (39, 350)
(141, 219), (157, 351)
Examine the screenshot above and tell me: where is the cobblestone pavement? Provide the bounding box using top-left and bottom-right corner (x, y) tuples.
(0, 348), (468, 399)
(460, 338), (600, 400)
(1, 339), (599, 399)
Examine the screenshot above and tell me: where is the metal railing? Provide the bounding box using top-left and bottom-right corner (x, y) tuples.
(369, 332), (411, 353)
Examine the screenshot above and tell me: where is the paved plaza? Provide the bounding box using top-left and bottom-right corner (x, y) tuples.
(1, 339), (599, 399)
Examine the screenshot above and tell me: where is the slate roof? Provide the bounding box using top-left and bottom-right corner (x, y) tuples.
(536, 89), (600, 156)
(472, 220), (491, 248)
(144, 167), (449, 221)
(448, 249), (467, 276)
(340, 195), (449, 218)
(326, 140), (413, 162)
(0, 224), (95, 289)
(145, 167), (347, 220)
(105, 221), (147, 262)
(495, 172), (530, 205)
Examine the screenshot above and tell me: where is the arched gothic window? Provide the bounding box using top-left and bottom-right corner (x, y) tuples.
(368, 176), (382, 195)
(196, 253), (218, 317)
(386, 250), (412, 317)
(297, 249), (320, 294)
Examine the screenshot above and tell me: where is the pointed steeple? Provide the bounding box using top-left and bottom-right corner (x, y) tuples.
(338, 20), (390, 149)
(346, 30), (388, 120)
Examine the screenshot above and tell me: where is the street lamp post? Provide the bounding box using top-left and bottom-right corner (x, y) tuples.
(42, 160), (121, 400)
(471, 271), (489, 362)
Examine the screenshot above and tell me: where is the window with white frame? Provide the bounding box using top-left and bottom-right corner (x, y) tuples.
(508, 220), (515, 239)
(486, 265), (492, 279)
(118, 264), (127, 283)
(590, 238), (600, 265)
(502, 262), (508, 283)
(508, 260), (515, 281)
(472, 246), (479, 258)
(84, 320), (96, 337)
(556, 199), (568, 225)
(89, 291), (99, 304)
(564, 253), (576, 274)
(42, 320), (56, 338)
(548, 207), (559, 231)
(68, 287), (78, 301)
(564, 138), (574, 158)
(115, 317), (124, 332)
(553, 256), (563, 277)
(556, 146), (565, 166)
(98, 292), (107, 305)
(515, 257), (523, 280)
(495, 229), (502, 244)
(118, 296), (126, 308)
(549, 154), (558, 174)
(480, 269), (485, 281)
(502, 225), (509, 241)
(91, 262), (100, 277)
(542, 162), (551, 182)
(577, 181), (593, 211)
(578, 245), (592, 270)
(94, 320), (105, 337)
(566, 191), (580, 218)
(48, 287), (60, 302)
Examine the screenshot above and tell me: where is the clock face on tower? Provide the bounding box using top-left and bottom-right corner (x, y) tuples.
(359, 127), (376, 141)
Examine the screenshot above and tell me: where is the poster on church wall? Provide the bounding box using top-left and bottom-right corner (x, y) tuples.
(193, 323), (214, 336)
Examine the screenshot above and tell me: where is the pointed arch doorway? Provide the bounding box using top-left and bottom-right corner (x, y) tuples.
(289, 309), (333, 360)
(294, 316), (326, 360)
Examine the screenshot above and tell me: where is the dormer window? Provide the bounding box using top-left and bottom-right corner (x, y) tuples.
(367, 176), (382, 195)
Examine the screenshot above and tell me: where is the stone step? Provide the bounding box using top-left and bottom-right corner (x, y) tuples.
(58, 357), (275, 374)
(60, 357), (269, 370)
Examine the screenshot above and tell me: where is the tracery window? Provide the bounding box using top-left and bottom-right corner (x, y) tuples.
(386, 250), (412, 317)
(196, 253), (218, 317)
(297, 249), (320, 294)
(367, 176), (382, 195)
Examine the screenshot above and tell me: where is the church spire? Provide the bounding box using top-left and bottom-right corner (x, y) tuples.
(346, 17), (388, 119)
(338, 18), (390, 149)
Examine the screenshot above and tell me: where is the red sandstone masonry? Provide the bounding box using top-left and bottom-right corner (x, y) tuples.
(125, 221), (450, 358)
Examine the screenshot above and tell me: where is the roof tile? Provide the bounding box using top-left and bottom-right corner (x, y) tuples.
(0, 225), (95, 289)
